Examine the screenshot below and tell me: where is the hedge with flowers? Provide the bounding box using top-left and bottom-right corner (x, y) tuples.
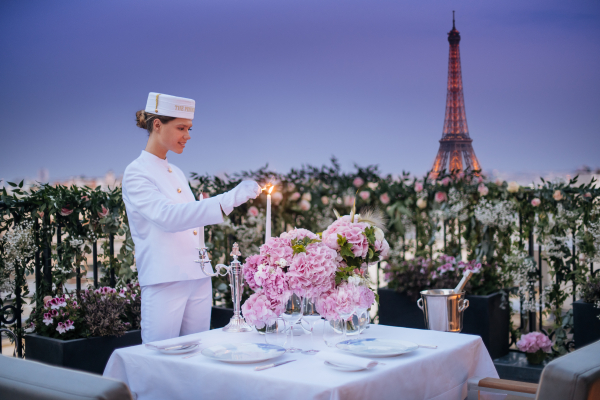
(1, 159), (599, 353)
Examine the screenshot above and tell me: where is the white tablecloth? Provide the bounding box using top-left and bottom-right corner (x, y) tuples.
(104, 324), (498, 400)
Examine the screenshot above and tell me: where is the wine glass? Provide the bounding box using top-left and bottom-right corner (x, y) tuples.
(338, 306), (355, 343)
(301, 297), (321, 354)
(264, 318), (288, 348)
(280, 292), (304, 353)
(322, 319), (344, 347)
(355, 307), (369, 333)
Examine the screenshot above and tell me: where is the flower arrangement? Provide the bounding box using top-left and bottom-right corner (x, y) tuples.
(517, 331), (552, 364)
(241, 228), (338, 328)
(316, 209), (388, 321)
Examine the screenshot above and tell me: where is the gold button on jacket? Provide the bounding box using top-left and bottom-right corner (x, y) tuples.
(193, 230), (198, 235)
(177, 188), (182, 193)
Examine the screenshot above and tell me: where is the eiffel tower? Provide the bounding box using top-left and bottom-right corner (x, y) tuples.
(430, 12), (481, 178)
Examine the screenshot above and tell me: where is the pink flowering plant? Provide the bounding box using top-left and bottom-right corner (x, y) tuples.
(32, 295), (84, 340)
(29, 284), (142, 339)
(517, 332), (552, 353)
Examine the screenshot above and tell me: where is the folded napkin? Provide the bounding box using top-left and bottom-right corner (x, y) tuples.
(145, 336), (201, 351)
(316, 351), (378, 369)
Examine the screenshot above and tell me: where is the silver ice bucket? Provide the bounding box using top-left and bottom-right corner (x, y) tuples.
(417, 289), (469, 332)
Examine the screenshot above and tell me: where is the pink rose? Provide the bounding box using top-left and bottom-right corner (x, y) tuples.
(584, 192), (592, 198)
(359, 191), (370, 200)
(434, 192), (447, 203)
(81, 196), (89, 201)
(440, 177), (451, 186)
(353, 177), (364, 187)
(344, 196), (355, 207)
(415, 182), (423, 192)
(271, 191), (283, 205)
(299, 199), (311, 211)
(456, 172), (465, 180)
(59, 207), (73, 216)
(379, 193), (390, 204)
(531, 198), (541, 207)
(321, 196), (329, 205)
(478, 184), (489, 196)
(248, 206), (259, 217)
(553, 190), (563, 201)
(98, 205), (109, 218)
(289, 192), (301, 201)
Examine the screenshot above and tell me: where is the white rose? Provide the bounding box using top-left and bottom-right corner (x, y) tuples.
(374, 227), (385, 242)
(416, 198), (427, 209)
(507, 181), (520, 193)
(302, 192), (312, 201)
(348, 275), (362, 286)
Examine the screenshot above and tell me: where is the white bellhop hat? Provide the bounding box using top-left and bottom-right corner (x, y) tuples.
(145, 92), (195, 120)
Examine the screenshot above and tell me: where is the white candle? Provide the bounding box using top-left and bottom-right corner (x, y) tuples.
(265, 191), (271, 242)
(199, 226), (205, 249)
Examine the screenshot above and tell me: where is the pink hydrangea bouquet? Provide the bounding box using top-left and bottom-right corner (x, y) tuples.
(517, 331), (552, 364)
(316, 209), (388, 321)
(241, 228), (338, 329)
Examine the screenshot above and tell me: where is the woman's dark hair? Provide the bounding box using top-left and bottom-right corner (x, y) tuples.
(135, 110), (176, 134)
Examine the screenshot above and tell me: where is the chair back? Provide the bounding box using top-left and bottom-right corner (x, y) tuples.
(536, 340), (600, 400)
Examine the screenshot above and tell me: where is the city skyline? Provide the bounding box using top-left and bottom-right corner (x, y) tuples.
(1, 0), (599, 182)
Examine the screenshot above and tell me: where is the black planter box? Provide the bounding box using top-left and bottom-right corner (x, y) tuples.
(378, 288), (425, 329)
(25, 330), (142, 375)
(378, 288), (509, 359)
(211, 306), (234, 329)
(462, 292), (510, 360)
(573, 299), (600, 349)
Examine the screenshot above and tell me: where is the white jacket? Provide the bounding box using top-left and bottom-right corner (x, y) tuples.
(123, 150), (222, 287)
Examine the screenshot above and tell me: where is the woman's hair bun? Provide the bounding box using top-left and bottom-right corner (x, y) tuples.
(136, 110), (148, 129)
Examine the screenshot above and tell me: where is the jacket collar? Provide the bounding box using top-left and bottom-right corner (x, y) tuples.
(140, 150), (169, 168)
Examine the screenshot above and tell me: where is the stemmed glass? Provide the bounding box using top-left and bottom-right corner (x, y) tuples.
(338, 306), (356, 342)
(264, 318), (288, 348)
(301, 297), (321, 354)
(280, 292), (304, 353)
(355, 307), (369, 333)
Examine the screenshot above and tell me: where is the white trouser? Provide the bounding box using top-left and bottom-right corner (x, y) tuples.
(140, 278), (212, 343)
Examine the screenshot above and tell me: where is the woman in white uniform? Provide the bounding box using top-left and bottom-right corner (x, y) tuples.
(123, 92), (261, 343)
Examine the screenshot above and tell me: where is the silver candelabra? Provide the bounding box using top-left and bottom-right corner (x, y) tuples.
(195, 243), (253, 332)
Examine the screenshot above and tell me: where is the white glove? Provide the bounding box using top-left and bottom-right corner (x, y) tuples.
(219, 180), (262, 215)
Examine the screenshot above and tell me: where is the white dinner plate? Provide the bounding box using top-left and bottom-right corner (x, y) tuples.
(336, 338), (419, 357)
(324, 361), (367, 372)
(157, 344), (199, 355)
(201, 343), (286, 364)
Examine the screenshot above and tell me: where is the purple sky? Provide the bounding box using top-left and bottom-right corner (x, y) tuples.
(1, 0), (599, 182)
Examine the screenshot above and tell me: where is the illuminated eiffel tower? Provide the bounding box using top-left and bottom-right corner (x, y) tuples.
(430, 12), (481, 178)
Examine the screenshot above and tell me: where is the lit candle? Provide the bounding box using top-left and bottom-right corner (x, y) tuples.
(265, 185), (273, 242)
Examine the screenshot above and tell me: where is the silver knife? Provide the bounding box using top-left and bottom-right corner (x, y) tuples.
(255, 360), (296, 371)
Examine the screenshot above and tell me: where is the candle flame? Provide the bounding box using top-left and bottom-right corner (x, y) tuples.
(262, 183), (275, 194)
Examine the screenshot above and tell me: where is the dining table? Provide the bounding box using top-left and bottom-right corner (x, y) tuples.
(103, 323), (498, 400)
